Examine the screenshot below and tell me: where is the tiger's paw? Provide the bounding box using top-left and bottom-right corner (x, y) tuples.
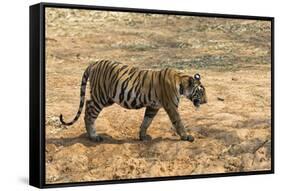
(181, 135), (194, 142)
(140, 134), (152, 141)
(90, 135), (103, 142)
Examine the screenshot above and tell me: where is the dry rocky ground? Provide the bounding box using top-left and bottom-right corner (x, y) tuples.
(45, 8), (272, 184)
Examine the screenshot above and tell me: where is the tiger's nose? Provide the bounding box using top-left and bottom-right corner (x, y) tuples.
(193, 99), (200, 107)
(194, 99), (200, 104)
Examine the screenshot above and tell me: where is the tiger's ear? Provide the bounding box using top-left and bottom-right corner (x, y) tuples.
(194, 73), (200, 81)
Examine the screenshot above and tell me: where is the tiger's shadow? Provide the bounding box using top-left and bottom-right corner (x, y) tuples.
(46, 133), (179, 148)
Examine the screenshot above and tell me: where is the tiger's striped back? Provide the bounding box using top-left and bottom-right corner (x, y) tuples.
(87, 60), (177, 110)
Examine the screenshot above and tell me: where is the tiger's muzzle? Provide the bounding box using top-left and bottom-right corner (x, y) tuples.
(193, 99), (201, 108)
(192, 97), (207, 108)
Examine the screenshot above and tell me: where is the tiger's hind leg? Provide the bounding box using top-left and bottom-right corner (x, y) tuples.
(84, 100), (104, 142)
(139, 107), (159, 141)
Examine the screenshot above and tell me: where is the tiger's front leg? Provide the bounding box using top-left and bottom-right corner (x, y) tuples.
(164, 106), (194, 142)
(139, 107), (159, 141)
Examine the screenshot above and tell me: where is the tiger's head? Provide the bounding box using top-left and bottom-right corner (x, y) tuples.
(179, 73), (207, 108)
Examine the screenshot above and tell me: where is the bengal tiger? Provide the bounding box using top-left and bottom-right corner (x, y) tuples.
(60, 60), (207, 142)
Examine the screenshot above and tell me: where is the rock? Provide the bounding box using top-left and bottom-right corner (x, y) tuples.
(217, 97), (225, 101)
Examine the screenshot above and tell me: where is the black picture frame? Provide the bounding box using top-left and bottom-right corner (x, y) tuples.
(29, 2), (274, 189)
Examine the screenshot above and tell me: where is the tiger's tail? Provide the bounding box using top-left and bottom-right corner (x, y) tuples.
(59, 66), (91, 126)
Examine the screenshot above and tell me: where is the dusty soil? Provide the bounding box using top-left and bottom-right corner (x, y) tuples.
(45, 8), (272, 184)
